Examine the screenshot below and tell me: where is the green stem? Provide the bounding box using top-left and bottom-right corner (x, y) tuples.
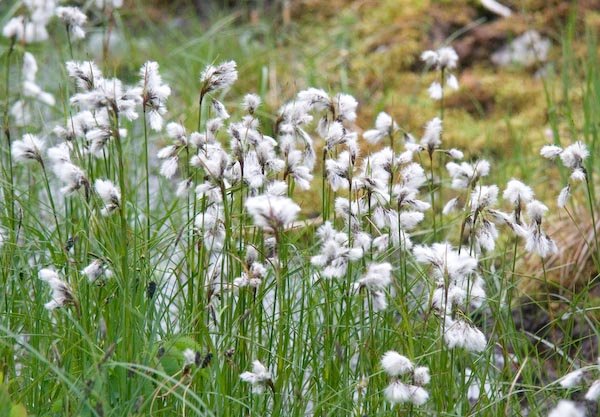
(321, 149), (328, 222)
(40, 161), (64, 252)
(112, 113), (133, 395)
(3, 39), (16, 235)
(584, 174), (600, 267)
(142, 108), (151, 248)
(66, 26), (74, 60)
(197, 93), (205, 132)
(440, 67), (446, 122)
(113, 116), (129, 284)
(428, 151), (437, 238)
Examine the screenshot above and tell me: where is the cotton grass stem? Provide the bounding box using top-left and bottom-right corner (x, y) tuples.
(40, 161), (64, 251)
(3, 38), (16, 234)
(584, 174), (600, 267)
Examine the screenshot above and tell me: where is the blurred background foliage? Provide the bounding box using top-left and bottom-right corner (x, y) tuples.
(112, 0), (600, 156)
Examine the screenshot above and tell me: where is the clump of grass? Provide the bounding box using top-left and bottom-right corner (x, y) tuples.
(0, 2), (599, 417)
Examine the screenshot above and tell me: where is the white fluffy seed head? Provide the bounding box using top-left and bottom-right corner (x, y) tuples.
(421, 117), (442, 151)
(358, 262), (392, 289)
(557, 185), (571, 208)
(39, 268), (74, 310)
(437, 46), (459, 69)
(570, 168), (586, 182)
(442, 197), (459, 215)
(443, 316), (487, 352)
(470, 185), (499, 210)
(182, 349), (196, 367)
(447, 73), (459, 90)
(428, 82), (442, 100)
(160, 157), (178, 179)
(242, 93), (261, 114)
(384, 381), (411, 404)
(381, 351), (413, 376)
(421, 46), (459, 69)
(245, 195), (301, 232)
(560, 141), (588, 170)
(39, 268), (60, 283)
(55, 7), (87, 39)
(526, 200), (548, 223)
(334, 93), (358, 122)
(503, 179), (534, 205)
(585, 379), (600, 401)
(240, 360), (272, 393)
(200, 60), (238, 94)
(375, 111), (396, 133)
(12, 134), (44, 163)
(540, 144), (563, 159)
(447, 148), (463, 159)
(95, 179), (120, 202)
(413, 367), (431, 386)
(409, 386), (429, 405)
(559, 369), (584, 388)
(548, 400), (585, 417)
(94, 179), (120, 215)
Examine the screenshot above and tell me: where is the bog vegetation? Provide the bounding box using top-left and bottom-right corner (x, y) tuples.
(0, 1), (599, 416)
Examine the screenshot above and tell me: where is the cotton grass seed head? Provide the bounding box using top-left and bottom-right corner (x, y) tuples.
(3, 15), (49, 43)
(297, 87), (331, 112)
(240, 360), (273, 394)
(39, 268), (75, 311)
(53, 161), (89, 196)
(334, 93), (358, 122)
(470, 185), (499, 211)
(559, 369), (584, 388)
(12, 134), (44, 164)
(200, 60), (238, 95)
(413, 367), (431, 386)
(363, 112), (399, 144)
(242, 93), (261, 114)
(443, 316), (487, 352)
(66, 60), (103, 91)
(55, 6), (87, 40)
(384, 382), (429, 406)
(557, 185), (571, 208)
(95, 179), (121, 215)
(585, 380), (600, 401)
(421, 46), (459, 70)
(526, 200), (548, 224)
(560, 141), (588, 171)
(356, 262), (392, 290)
(245, 195), (300, 233)
(137, 61), (171, 131)
(82, 259), (112, 284)
(428, 82), (443, 100)
(540, 144), (563, 160)
(420, 117), (442, 153)
(503, 179), (534, 206)
(381, 351), (413, 376)
(548, 400), (585, 417)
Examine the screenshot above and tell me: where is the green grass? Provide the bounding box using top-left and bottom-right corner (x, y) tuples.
(0, 1), (599, 417)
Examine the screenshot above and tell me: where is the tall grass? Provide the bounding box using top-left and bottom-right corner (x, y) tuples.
(0, 2), (599, 417)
